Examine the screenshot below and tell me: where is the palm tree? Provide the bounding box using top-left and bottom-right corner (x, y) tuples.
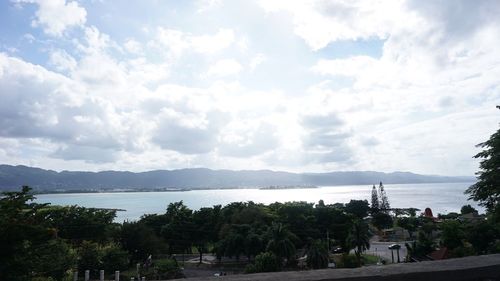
(306, 239), (329, 269)
(266, 222), (297, 262)
(347, 219), (371, 266)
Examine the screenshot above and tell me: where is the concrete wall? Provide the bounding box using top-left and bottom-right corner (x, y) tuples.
(174, 254), (500, 281)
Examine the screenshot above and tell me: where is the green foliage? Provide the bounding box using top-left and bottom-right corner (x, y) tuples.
(266, 222), (297, 261)
(154, 259), (183, 279)
(460, 204), (477, 215)
(438, 212), (460, 220)
(244, 264), (257, 274)
(396, 216), (418, 238)
(345, 200), (370, 219)
(378, 182), (390, 211)
(77, 241), (101, 274)
(415, 229), (435, 256)
(372, 212), (393, 230)
(465, 220), (500, 254)
(0, 186), (54, 281)
(251, 252), (281, 273)
(192, 206), (221, 262)
(347, 219), (370, 266)
(160, 201), (194, 255)
(36, 205), (117, 243)
(306, 240), (329, 269)
(120, 221), (167, 263)
(371, 185), (379, 213)
(31, 239), (77, 281)
(440, 220), (465, 250)
(338, 254), (359, 268)
(270, 202), (318, 246)
(466, 115), (500, 216)
(101, 243), (129, 272)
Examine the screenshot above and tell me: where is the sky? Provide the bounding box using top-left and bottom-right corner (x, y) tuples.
(0, 0), (499, 176)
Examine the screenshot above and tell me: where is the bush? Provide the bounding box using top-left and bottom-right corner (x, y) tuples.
(337, 254), (359, 268)
(247, 252), (281, 273)
(244, 264), (257, 274)
(101, 244), (129, 272)
(154, 259), (184, 279)
(372, 212), (393, 230)
(77, 241), (101, 273)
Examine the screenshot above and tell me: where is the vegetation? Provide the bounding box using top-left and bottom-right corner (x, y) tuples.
(466, 108), (500, 222)
(2, 161), (500, 280)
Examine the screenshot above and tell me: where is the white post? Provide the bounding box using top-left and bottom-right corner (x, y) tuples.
(85, 270), (90, 281)
(100, 270), (104, 281)
(73, 271), (78, 281)
(136, 263), (140, 281)
(115, 270), (120, 281)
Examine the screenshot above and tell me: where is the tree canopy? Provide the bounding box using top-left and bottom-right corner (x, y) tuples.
(466, 107), (500, 220)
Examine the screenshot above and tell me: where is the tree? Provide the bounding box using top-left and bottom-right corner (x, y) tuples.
(372, 212), (393, 230)
(306, 240), (329, 269)
(245, 252), (281, 273)
(160, 201), (194, 255)
(101, 243), (129, 272)
(345, 200), (370, 219)
(37, 205), (117, 244)
(77, 241), (102, 275)
(379, 182), (390, 212)
(31, 239), (77, 281)
(371, 185), (379, 213)
(440, 220), (465, 250)
(460, 204), (477, 215)
(466, 109), (500, 219)
(192, 207), (220, 263)
(0, 186), (54, 281)
(466, 220), (500, 254)
(266, 222), (297, 262)
(244, 232), (264, 261)
(120, 221), (167, 264)
(396, 216), (418, 239)
(347, 219), (370, 266)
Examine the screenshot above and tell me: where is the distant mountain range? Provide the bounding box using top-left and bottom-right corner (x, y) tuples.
(0, 164), (475, 192)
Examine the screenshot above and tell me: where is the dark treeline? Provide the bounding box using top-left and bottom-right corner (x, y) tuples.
(0, 185), (376, 280)
(2, 184), (500, 281)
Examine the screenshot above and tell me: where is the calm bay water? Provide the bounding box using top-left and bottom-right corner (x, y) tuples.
(34, 182), (481, 222)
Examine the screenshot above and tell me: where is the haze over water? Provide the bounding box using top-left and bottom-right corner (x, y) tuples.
(35, 182), (480, 222)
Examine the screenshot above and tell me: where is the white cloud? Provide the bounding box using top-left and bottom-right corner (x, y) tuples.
(312, 56), (377, 77)
(249, 53), (266, 71)
(258, 0), (417, 50)
(16, 0), (87, 37)
(206, 59), (242, 77)
(123, 38), (142, 54)
(153, 28), (235, 58)
(2, 1), (500, 176)
(49, 49), (77, 72)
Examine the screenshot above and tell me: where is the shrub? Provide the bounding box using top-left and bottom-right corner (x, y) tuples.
(101, 244), (129, 272)
(337, 254), (359, 268)
(249, 252), (281, 273)
(154, 259), (184, 279)
(244, 264), (257, 274)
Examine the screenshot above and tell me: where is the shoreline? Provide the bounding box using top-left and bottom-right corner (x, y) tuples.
(28, 181), (476, 195)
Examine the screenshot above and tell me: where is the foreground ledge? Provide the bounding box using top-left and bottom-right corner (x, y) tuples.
(175, 254), (500, 281)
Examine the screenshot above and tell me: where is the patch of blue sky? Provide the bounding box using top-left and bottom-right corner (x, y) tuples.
(317, 38), (385, 59)
(82, 0), (195, 42)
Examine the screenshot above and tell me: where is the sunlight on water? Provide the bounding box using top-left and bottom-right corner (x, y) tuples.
(35, 182), (481, 222)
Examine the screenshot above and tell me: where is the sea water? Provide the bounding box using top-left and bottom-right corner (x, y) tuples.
(34, 182), (481, 222)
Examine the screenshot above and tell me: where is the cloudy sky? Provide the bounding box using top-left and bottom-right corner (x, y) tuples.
(0, 0), (499, 176)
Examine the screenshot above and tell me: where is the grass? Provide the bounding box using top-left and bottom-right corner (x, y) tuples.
(362, 254), (381, 265)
